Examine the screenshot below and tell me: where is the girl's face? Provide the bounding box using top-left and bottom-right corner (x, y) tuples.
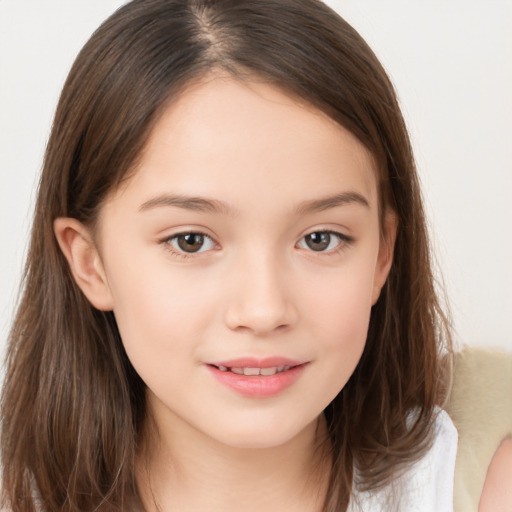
(78, 75), (395, 449)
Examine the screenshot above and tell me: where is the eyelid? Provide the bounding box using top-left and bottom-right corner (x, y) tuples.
(296, 229), (354, 254)
(158, 227), (353, 260)
(160, 230), (219, 259)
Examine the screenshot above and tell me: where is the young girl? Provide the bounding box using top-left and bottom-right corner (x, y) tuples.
(1, 1), (510, 511)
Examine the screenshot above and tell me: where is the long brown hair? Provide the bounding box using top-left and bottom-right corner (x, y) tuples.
(1, 1), (452, 510)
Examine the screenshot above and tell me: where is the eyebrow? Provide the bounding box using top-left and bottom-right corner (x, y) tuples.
(138, 191), (370, 216)
(139, 194), (239, 216)
(294, 192), (370, 214)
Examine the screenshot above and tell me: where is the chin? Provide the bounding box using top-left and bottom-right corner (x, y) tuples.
(220, 433), (291, 450)
(206, 414), (319, 450)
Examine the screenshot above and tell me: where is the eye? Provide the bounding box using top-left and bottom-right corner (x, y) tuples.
(297, 231), (349, 252)
(166, 232), (216, 254)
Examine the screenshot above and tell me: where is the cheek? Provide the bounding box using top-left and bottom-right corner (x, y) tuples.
(104, 251), (217, 377)
(304, 257), (376, 339)
(318, 288), (371, 371)
(302, 258), (376, 386)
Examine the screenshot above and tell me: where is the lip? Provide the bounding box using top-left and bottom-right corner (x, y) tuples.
(205, 357), (308, 398)
(209, 357), (304, 368)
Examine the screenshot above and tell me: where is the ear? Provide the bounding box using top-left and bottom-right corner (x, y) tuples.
(371, 210), (398, 305)
(53, 217), (114, 311)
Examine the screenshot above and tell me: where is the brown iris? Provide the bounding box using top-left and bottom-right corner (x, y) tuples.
(176, 233), (205, 253)
(304, 232), (331, 251)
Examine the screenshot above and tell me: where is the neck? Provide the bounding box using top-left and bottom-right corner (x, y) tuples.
(136, 396), (331, 512)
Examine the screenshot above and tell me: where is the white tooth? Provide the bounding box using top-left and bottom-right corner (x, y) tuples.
(218, 365), (228, 372)
(243, 367), (260, 376)
(283, 365), (291, 372)
(231, 367), (244, 375)
(260, 367), (278, 376)
(277, 365), (285, 373)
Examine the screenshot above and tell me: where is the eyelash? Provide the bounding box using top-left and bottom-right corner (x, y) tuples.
(160, 229), (354, 259)
(160, 231), (216, 260)
(297, 230), (354, 255)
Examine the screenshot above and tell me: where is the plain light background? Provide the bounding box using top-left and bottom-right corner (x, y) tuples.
(1, 1), (511, 357)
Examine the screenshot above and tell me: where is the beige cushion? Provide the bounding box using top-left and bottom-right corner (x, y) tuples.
(444, 348), (512, 512)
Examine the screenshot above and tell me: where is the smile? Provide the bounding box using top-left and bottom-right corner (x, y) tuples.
(206, 358), (308, 398)
(216, 365), (292, 376)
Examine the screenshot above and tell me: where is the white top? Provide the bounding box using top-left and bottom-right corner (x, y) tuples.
(348, 409), (459, 512)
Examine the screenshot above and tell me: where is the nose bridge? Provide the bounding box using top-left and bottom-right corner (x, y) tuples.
(224, 245), (296, 335)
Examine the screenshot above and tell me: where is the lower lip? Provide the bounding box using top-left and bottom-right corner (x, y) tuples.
(207, 364), (307, 398)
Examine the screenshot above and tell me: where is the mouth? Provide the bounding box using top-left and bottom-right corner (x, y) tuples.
(206, 358), (307, 398)
(207, 356), (306, 376)
(211, 364), (295, 376)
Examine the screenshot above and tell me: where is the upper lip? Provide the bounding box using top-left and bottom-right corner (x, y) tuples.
(207, 357), (306, 369)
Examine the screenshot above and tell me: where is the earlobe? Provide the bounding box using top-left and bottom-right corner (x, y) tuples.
(371, 211), (398, 305)
(53, 217), (114, 311)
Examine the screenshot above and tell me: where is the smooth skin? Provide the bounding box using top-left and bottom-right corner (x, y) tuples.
(54, 74), (511, 511)
(479, 437), (512, 512)
(55, 74), (394, 512)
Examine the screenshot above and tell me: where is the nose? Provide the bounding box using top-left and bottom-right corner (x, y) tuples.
(223, 252), (297, 336)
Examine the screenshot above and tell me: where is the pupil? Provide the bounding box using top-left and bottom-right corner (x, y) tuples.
(306, 232), (330, 251)
(178, 233), (204, 252)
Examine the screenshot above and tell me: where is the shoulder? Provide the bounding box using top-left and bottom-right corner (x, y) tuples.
(349, 409), (458, 512)
(479, 437), (512, 512)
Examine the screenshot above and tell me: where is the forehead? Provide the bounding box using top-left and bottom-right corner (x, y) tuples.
(108, 74), (378, 213)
